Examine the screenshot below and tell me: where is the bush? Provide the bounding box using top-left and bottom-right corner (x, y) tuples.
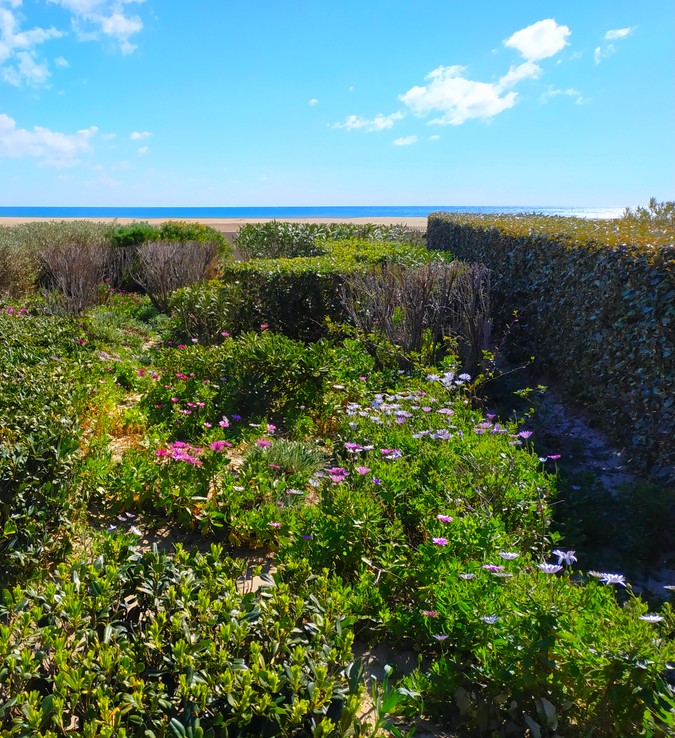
(132, 240), (220, 313)
(427, 212), (675, 476)
(234, 220), (426, 260)
(221, 238), (434, 339)
(342, 260), (491, 373)
(0, 313), (92, 580)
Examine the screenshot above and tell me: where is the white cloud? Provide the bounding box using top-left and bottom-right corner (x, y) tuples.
(332, 111), (404, 132)
(541, 85), (589, 105)
(605, 27), (634, 41)
(400, 65), (517, 126)
(54, 55), (69, 67)
(0, 113), (97, 166)
(428, 134), (440, 141)
(48, 0), (145, 54)
(595, 26), (635, 64)
(130, 130), (151, 140)
(498, 60), (541, 88)
(308, 98), (318, 106)
(393, 135), (417, 146)
(100, 131), (116, 139)
(137, 145), (148, 154)
(0, 4), (63, 85)
(504, 18), (570, 62)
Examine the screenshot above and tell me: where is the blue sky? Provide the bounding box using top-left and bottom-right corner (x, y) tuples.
(0, 0), (673, 207)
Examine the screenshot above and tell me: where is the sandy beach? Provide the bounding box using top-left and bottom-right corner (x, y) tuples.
(0, 216), (428, 238)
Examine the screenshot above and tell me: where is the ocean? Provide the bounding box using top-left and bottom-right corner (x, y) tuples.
(0, 205), (624, 220)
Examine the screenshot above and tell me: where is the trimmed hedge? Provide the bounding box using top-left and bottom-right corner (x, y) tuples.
(427, 212), (674, 476)
(219, 238), (434, 339)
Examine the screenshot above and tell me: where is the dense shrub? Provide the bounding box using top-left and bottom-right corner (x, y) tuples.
(220, 238), (434, 339)
(427, 212), (675, 476)
(0, 313), (92, 580)
(0, 542), (363, 736)
(142, 331), (329, 436)
(234, 220), (425, 260)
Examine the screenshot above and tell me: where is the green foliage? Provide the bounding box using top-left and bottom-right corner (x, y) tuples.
(234, 220), (425, 260)
(108, 221), (159, 248)
(427, 211), (675, 476)
(142, 332), (329, 436)
(0, 313), (94, 580)
(221, 238), (433, 339)
(169, 280), (235, 344)
(622, 197), (675, 225)
(0, 541), (363, 736)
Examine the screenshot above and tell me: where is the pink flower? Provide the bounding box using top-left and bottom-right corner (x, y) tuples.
(436, 514), (453, 523)
(156, 448), (169, 456)
(355, 466), (371, 475)
(260, 323), (269, 331)
(219, 416), (230, 428)
(256, 438), (272, 448)
(268, 521), (282, 528)
(432, 537), (448, 546)
(221, 331), (230, 337)
(209, 440), (229, 452)
(482, 564), (504, 573)
(422, 610), (439, 617)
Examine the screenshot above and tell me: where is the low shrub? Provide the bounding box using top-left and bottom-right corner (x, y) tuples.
(142, 332), (329, 436)
(427, 212), (675, 476)
(0, 313), (93, 580)
(342, 260), (491, 374)
(234, 220), (425, 259)
(132, 240), (220, 313)
(0, 541), (364, 736)
(221, 238), (434, 339)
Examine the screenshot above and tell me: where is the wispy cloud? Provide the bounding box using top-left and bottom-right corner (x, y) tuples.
(130, 130), (151, 140)
(605, 27), (635, 41)
(331, 111), (404, 132)
(595, 26), (635, 64)
(137, 145), (149, 155)
(54, 55), (69, 67)
(308, 98), (318, 106)
(48, 0), (145, 55)
(393, 135), (417, 146)
(541, 85), (590, 105)
(0, 112), (97, 166)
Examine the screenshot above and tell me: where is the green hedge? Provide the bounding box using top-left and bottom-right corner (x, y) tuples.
(219, 238), (433, 339)
(234, 219), (426, 259)
(427, 212), (674, 476)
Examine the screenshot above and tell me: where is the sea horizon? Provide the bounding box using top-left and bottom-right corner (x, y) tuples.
(0, 205), (624, 220)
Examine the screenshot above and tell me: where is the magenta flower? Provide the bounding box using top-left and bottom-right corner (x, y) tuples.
(548, 454), (562, 460)
(432, 537), (448, 546)
(436, 514), (453, 523)
(482, 564), (504, 573)
(268, 521), (282, 528)
(422, 610), (439, 617)
(355, 466), (371, 475)
(256, 438), (272, 448)
(219, 416), (230, 428)
(209, 440), (229, 452)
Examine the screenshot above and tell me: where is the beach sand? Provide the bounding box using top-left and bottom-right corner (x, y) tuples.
(0, 216), (428, 238)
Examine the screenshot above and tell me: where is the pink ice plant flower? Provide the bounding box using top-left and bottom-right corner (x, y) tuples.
(256, 438), (272, 448)
(355, 466), (371, 475)
(268, 521), (282, 528)
(436, 514), (453, 523)
(432, 537), (448, 546)
(482, 564), (504, 573)
(422, 610), (439, 617)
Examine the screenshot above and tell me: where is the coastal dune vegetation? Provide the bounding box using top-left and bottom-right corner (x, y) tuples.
(0, 212), (673, 737)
